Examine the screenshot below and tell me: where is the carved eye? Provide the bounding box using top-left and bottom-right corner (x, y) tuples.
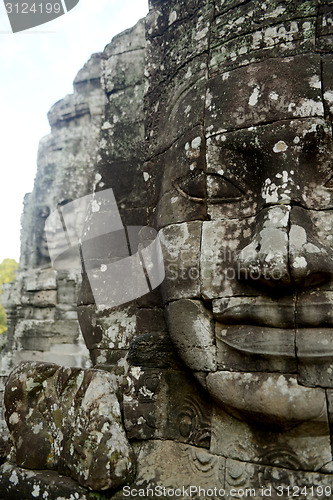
(173, 171), (206, 202)
(207, 174), (244, 202)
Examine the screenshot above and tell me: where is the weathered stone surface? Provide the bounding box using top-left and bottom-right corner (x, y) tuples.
(56, 271), (81, 304)
(89, 348), (129, 372)
(12, 343), (90, 370)
(123, 366), (163, 441)
(132, 440), (225, 499)
(327, 389), (333, 458)
(123, 367), (213, 448)
(206, 119), (333, 214)
(24, 268), (57, 291)
(0, 462), (105, 500)
(159, 222), (202, 302)
(103, 21), (145, 95)
(128, 333), (179, 369)
(0, 432), (11, 466)
(145, 0), (212, 91)
(136, 307), (166, 334)
(225, 458), (333, 499)
(290, 206), (333, 287)
(200, 219), (257, 299)
(163, 370), (213, 449)
(77, 304), (136, 351)
(0, 29), (106, 429)
(1, 18), (148, 437)
(206, 55), (323, 132)
(5, 362), (135, 491)
(20, 289), (57, 308)
(165, 299), (216, 372)
(211, 406), (333, 472)
(316, 2), (333, 52)
(93, 19), (146, 228)
(48, 56), (105, 128)
(297, 328), (333, 388)
(146, 62), (208, 156)
(305, 212), (333, 288)
(323, 55), (333, 119)
(238, 205), (291, 287)
(12, 319), (81, 351)
(213, 0), (317, 39)
(296, 291), (333, 327)
(210, 8), (317, 73)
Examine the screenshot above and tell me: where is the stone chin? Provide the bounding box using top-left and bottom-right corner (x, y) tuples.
(205, 370), (327, 429)
(165, 298), (328, 428)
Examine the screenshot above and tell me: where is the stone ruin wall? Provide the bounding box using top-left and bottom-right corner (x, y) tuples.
(0, 18), (146, 433)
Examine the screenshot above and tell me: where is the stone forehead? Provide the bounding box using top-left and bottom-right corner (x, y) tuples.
(206, 54), (325, 131)
(146, 0), (333, 146)
(160, 54), (332, 135)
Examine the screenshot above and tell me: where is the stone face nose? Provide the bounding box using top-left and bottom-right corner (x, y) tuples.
(237, 205), (333, 290)
(289, 206), (333, 288)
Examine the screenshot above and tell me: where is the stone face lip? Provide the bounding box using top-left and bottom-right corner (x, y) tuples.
(206, 372), (327, 426)
(4, 361), (135, 492)
(212, 296), (296, 328)
(216, 325), (295, 359)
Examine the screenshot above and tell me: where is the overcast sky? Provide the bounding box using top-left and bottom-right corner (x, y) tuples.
(0, 0), (148, 263)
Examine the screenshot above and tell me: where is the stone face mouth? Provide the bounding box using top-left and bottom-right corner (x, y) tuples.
(215, 324), (295, 359)
(215, 323), (333, 360)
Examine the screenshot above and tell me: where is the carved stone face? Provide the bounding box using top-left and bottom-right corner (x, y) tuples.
(159, 54), (333, 427)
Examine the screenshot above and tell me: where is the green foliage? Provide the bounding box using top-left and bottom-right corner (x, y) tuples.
(0, 258), (18, 335)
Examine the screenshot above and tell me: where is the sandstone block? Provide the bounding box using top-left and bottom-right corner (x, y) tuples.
(24, 269), (57, 291)
(133, 440), (225, 498)
(200, 220), (257, 299)
(159, 222), (202, 302)
(210, 14), (316, 73)
(128, 332), (179, 369)
(211, 406), (333, 472)
(225, 457), (333, 499)
(297, 328), (333, 388)
(77, 304), (136, 351)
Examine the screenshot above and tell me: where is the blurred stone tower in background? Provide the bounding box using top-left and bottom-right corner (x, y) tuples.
(0, 19), (146, 435)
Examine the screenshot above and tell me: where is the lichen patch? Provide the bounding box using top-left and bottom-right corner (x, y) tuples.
(273, 141), (288, 153)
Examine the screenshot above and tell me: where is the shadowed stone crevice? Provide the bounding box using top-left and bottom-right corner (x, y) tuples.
(326, 390), (333, 462)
